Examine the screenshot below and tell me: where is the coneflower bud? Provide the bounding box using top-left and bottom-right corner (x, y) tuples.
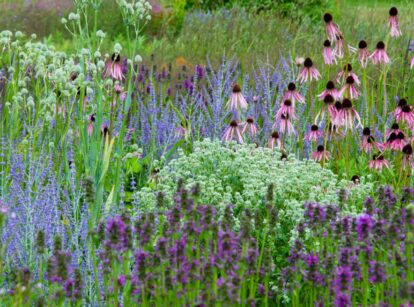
(363, 127), (371, 136)
(280, 152), (288, 160)
(376, 41), (385, 50)
(342, 98), (353, 108)
(311, 124), (319, 131)
(358, 40), (367, 49)
(326, 81), (335, 90)
(323, 13), (333, 23)
(389, 7), (398, 16)
(391, 122), (399, 129)
(403, 144), (413, 155)
(317, 145), (325, 152)
(351, 175), (360, 184)
(304, 58), (313, 68)
(246, 117), (254, 124)
(232, 84), (241, 93)
(36, 230), (45, 254)
(324, 40), (331, 47)
(397, 131), (405, 140)
(324, 94), (334, 104)
(287, 82), (296, 91)
(345, 76), (355, 84)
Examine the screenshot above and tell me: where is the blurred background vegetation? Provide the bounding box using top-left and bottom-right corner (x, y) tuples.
(1, 0), (414, 68)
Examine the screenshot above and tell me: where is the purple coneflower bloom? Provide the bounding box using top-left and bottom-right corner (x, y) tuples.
(336, 64), (360, 85)
(282, 82), (304, 105)
(312, 145), (330, 162)
(87, 114), (95, 136)
(370, 42), (390, 64)
(277, 114), (295, 135)
(268, 131), (282, 150)
(410, 56), (414, 69)
(395, 104), (414, 128)
(335, 98), (362, 131)
(385, 132), (406, 151)
(304, 125), (323, 142)
(323, 40), (335, 65)
(361, 128), (385, 153)
(222, 120), (244, 144)
(386, 123), (402, 138)
(318, 81), (340, 101)
(103, 53), (125, 80)
(226, 84), (248, 111)
(358, 40), (370, 67)
(323, 13), (342, 42)
(297, 58), (321, 83)
(339, 76), (360, 100)
(275, 99), (297, 121)
(388, 7), (402, 37)
(402, 144), (414, 169)
(369, 154), (390, 172)
(241, 117), (258, 138)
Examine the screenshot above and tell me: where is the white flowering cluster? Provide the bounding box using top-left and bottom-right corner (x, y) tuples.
(117, 0), (152, 29)
(136, 139), (374, 228)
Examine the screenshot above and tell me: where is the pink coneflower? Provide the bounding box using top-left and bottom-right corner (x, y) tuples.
(386, 122), (402, 138)
(304, 125), (323, 142)
(323, 13), (342, 42)
(335, 98), (362, 130)
(268, 131), (282, 150)
(370, 42), (390, 64)
(395, 104), (414, 127)
(226, 84), (248, 111)
(402, 144), (414, 168)
(323, 40), (335, 65)
(101, 123), (110, 138)
(333, 35), (345, 58)
(312, 145), (330, 162)
(87, 114), (95, 136)
(336, 64), (360, 85)
(316, 94), (336, 124)
(362, 132), (384, 153)
(222, 120), (244, 143)
(385, 132), (406, 151)
(297, 58), (321, 83)
(283, 82), (304, 105)
(410, 56), (414, 69)
(388, 7), (402, 37)
(369, 154), (390, 172)
(103, 53), (125, 81)
(393, 98), (407, 117)
(241, 117), (258, 138)
(276, 99), (297, 121)
(358, 40), (370, 67)
(277, 114), (295, 135)
(318, 81), (340, 101)
(339, 76), (360, 100)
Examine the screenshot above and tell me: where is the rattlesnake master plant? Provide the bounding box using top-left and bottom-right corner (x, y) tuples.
(135, 139), (374, 224)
